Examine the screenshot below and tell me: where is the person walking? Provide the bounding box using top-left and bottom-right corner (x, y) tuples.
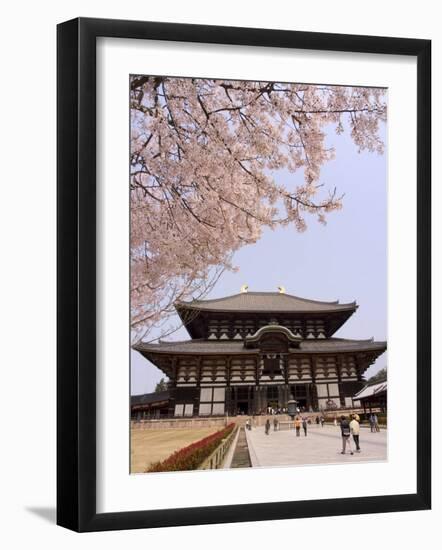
(302, 417), (308, 437)
(294, 416), (301, 437)
(350, 414), (361, 452)
(340, 415), (354, 455)
(369, 414), (375, 432)
(373, 413), (380, 432)
(273, 417), (279, 431)
(320, 416), (325, 427)
(265, 418), (270, 435)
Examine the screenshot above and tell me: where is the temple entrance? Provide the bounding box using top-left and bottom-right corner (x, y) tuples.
(237, 401), (249, 415)
(267, 386), (280, 411)
(290, 383), (315, 412)
(295, 398), (308, 410)
(230, 386), (254, 416)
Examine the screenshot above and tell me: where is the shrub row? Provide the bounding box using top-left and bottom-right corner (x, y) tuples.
(147, 423), (236, 472)
(323, 413), (387, 426)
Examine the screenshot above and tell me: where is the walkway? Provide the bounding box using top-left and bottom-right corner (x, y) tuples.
(245, 423), (387, 468)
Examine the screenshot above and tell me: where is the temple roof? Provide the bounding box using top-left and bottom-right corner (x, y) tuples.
(176, 291), (358, 338)
(176, 291), (357, 313)
(353, 381), (387, 400)
(134, 337), (386, 356)
(131, 390), (170, 406)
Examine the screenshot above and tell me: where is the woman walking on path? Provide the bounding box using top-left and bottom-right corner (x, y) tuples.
(350, 414), (361, 452)
(294, 416), (301, 437)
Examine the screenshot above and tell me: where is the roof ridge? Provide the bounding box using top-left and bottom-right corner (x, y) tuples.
(142, 337), (202, 345)
(328, 337), (378, 343)
(176, 291), (356, 307)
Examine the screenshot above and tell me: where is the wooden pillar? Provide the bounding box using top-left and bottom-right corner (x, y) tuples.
(283, 355), (289, 385)
(253, 357), (259, 415)
(232, 386), (237, 415)
(254, 385), (260, 415)
(283, 384), (289, 409)
(261, 385), (268, 414)
(255, 357), (260, 386)
(277, 384), (285, 409)
(223, 357), (230, 415)
(194, 357), (202, 416)
(338, 355), (346, 408)
(167, 358), (178, 417)
(311, 357), (318, 411)
(306, 383), (311, 411)
(355, 354), (364, 382)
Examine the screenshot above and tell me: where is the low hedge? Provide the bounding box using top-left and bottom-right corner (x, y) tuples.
(323, 413), (387, 426)
(147, 423), (235, 472)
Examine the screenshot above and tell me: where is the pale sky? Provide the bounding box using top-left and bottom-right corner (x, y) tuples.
(131, 119), (387, 395)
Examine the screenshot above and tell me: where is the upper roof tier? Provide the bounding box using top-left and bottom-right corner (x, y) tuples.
(176, 291), (356, 313)
(176, 291), (357, 339)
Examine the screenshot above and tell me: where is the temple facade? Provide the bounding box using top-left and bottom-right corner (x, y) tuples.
(133, 291), (387, 417)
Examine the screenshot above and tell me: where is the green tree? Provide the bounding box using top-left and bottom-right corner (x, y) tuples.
(154, 377), (168, 393)
(367, 367), (387, 385)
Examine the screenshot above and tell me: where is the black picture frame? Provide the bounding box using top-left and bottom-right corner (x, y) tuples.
(57, 17), (431, 532)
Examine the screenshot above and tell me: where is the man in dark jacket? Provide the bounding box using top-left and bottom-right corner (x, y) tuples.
(340, 415), (354, 455)
(265, 418), (271, 435)
(302, 417), (308, 437)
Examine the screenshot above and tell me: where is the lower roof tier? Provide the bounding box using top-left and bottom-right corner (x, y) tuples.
(134, 337), (387, 380)
(134, 337), (386, 356)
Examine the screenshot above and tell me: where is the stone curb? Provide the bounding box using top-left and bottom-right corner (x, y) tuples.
(245, 428), (260, 467)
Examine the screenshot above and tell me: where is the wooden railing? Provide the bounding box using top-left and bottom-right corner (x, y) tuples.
(198, 425), (239, 470)
(131, 417), (228, 430)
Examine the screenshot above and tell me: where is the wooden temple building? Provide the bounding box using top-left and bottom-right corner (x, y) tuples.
(353, 381), (387, 413)
(133, 291), (387, 417)
(131, 390), (170, 420)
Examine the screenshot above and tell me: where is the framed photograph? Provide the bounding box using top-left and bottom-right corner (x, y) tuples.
(57, 17), (431, 532)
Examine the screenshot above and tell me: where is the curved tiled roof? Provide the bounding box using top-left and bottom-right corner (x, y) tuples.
(176, 292), (356, 313)
(131, 390), (170, 405)
(134, 337), (386, 355)
(353, 381), (387, 399)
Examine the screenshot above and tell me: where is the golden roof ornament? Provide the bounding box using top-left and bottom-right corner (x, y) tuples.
(278, 285), (286, 294)
(240, 284), (249, 293)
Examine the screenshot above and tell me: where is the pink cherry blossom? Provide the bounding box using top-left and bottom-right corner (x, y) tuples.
(130, 77), (386, 340)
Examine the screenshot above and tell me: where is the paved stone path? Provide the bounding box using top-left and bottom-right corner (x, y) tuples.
(245, 423), (387, 468)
